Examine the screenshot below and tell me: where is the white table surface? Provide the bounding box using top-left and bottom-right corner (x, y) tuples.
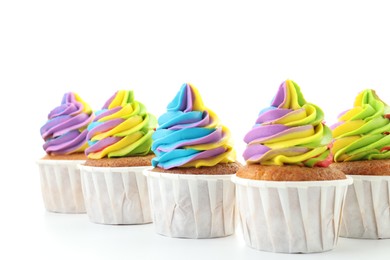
(1, 165), (390, 260)
(4, 212), (390, 260)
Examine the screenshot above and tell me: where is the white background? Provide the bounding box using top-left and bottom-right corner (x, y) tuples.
(1, 0), (390, 259)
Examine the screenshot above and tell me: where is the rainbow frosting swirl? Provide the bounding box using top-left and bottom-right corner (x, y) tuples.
(331, 89), (390, 162)
(151, 83), (236, 169)
(85, 90), (156, 159)
(243, 80), (332, 167)
(40, 92), (93, 155)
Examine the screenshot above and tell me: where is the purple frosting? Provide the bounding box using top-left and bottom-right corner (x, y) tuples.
(242, 80), (331, 167)
(40, 92), (93, 155)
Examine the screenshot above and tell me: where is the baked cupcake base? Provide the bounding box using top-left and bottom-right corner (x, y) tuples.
(330, 160), (390, 239)
(79, 156), (154, 225)
(151, 162), (241, 175)
(143, 163), (240, 239)
(237, 164), (346, 181)
(233, 165), (352, 253)
(37, 153), (87, 213)
(84, 154), (154, 167)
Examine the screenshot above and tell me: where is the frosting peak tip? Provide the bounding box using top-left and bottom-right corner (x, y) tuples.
(167, 83), (205, 112)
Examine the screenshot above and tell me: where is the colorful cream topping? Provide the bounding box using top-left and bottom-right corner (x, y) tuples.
(151, 83), (236, 169)
(331, 89), (390, 162)
(243, 80), (332, 167)
(40, 92), (93, 155)
(85, 90), (156, 159)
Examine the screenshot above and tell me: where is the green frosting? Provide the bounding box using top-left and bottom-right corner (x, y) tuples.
(332, 89), (390, 162)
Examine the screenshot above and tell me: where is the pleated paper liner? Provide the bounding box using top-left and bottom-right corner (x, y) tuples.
(232, 175), (353, 253)
(144, 169), (236, 238)
(79, 165), (152, 225)
(37, 159), (86, 213)
(340, 175), (390, 239)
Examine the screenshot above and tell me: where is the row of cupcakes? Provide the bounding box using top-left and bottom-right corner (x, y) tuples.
(37, 80), (390, 253)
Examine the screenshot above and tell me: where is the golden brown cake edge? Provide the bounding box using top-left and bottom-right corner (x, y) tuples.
(84, 154), (154, 167)
(41, 153), (87, 160)
(151, 162), (242, 175)
(329, 160), (390, 176)
(236, 164), (346, 181)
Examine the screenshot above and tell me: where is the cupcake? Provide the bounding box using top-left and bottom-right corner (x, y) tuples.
(232, 80), (352, 253)
(330, 89), (390, 239)
(37, 92), (93, 213)
(143, 83), (241, 238)
(79, 90), (156, 225)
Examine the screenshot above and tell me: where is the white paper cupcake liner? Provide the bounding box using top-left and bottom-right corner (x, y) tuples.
(79, 165), (152, 225)
(37, 159), (86, 213)
(143, 169), (236, 239)
(232, 175), (353, 253)
(340, 175), (390, 239)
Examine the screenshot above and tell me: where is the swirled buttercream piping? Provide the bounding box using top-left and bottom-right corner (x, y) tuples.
(40, 92), (93, 155)
(331, 89), (390, 162)
(243, 80), (332, 167)
(151, 83), (236, 169)
(85, 90), (156, 159)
